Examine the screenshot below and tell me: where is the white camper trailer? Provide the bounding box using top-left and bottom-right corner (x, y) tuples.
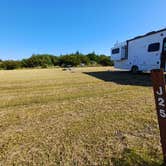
(111, 28), (166, 73)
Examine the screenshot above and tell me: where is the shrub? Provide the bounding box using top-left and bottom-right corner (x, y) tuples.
(1, 60), (21, 70)
(87, 52), (100, 63)
(58, 55), (80, 67)
(21, 54), (55, 68)
(98, 55), (114, 66)
(1, 52), (113, 70)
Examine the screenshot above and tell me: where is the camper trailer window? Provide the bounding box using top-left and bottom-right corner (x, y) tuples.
(164, 43), (166, 51)
(112, 48), (120, 54)
(148, 43), (160, 52)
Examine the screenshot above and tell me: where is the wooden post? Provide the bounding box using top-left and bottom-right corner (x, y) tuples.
(151, 69), (166, 163)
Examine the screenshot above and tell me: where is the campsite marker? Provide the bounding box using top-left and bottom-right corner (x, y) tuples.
(151, 69), (166, 163)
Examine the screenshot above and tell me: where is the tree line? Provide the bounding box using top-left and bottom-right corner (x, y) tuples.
(0, 52), (114, 70)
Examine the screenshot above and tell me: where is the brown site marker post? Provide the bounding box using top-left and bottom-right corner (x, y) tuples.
(151, 69), (166, 163)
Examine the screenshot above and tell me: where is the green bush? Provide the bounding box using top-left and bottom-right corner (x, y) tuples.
(1, 60), (21, 70)
(0, 52), (113, 70)
(49, 55), (58, 66)
(58, 55), (80, 67)
(21, 54), (56, 68)
(98, 55), (113, 66)
(87, 52), (100, 63)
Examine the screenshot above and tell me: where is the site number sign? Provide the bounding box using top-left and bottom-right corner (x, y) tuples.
(156, 86), (166, 118)
(151, 69), (166, 163)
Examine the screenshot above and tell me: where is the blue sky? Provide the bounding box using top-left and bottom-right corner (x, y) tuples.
(1, 0), (166, 60)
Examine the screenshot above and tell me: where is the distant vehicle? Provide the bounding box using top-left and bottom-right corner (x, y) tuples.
(111, 28), (166, 73)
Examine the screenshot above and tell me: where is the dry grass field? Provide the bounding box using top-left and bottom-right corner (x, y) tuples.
(0, 67), (164, 165)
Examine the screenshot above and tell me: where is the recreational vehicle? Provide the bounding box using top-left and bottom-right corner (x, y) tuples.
(111, 28), (166, 73)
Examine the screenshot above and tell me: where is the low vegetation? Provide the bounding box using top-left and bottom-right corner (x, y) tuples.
(0, 52), (113, 70)
(0, 67), (163, 165)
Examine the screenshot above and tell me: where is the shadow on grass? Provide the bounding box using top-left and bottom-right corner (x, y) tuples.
(84, 71), (153, 86)
(111, 148), (163, 166)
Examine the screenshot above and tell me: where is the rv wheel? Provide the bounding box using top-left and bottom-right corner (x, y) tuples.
(131, 66), (139, 74)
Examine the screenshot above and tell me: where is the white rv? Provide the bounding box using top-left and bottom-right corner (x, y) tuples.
(111, 28), (166, 73)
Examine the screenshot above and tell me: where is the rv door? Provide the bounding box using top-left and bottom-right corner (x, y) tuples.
(160, 38), (166, 70)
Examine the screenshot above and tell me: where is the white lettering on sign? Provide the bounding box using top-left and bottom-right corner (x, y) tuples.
(156, 86), (163, 95)
(156, 86), (166, 118)
(159, 109), (166, 118)
(158, 98), (165, 107)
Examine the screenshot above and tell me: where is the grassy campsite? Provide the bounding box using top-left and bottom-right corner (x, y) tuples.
(0, 67), (163, 165)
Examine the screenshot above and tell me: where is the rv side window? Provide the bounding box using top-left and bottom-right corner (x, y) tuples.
(164, 43), (166, 51)
(112, 48), (120, 54)
(148, 43), (160, 52)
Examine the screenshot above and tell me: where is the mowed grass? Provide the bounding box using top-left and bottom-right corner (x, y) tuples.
(0, 67), (163, 165)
